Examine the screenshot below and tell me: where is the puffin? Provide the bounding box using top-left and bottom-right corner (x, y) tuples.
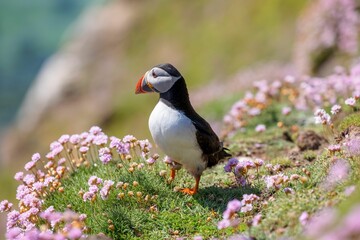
(135, 63), (230, 195)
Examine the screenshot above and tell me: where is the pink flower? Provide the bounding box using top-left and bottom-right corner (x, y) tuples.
(255, 124), (266, 132)
(217, 219), (231, 229)
(89, 126), (102, 135)
(88, 176), (103, 186)
(323, 158), (350, 189)
(99, 147), (112, 164)
(123, 135), (136, 143)
(345, 97), (356, 106)
(93, 134), (108, 146)
(241, 194), (260, 205)
(330, 104), (342, 115)
(240, 204), (253, 213)
(345, 138), (360, 156)
(227, 199), (242, 212)
(69, 134), (81, 144)
(23, 174), (36, 185)
(0, 200), (13, 212)
(282, 106), (292, 115)
(6, 227), (22, 239)
(327, 144), (342, 153)
(58, 134), (70, 144)
(79, 146), (89, 154)
(24, 161), (36, 171)
(314, 109), (331, 125)
(146, 157), (156, 165)
(252, 214), (262, 226)
(58, 158), (66, 166)
(14, 172), (24, 181)
(67, 227), (82, 239)
(344, 185), (356, 196)
(31, 153), (41, 162)
(299, 211), (309, 226)
(100, 180), (114, 200)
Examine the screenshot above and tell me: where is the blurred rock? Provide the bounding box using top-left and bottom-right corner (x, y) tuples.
(296, 130), (327, 151)
(1, 0), (140, 164)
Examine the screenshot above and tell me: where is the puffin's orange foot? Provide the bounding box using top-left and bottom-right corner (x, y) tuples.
(180, 188), (197, 195)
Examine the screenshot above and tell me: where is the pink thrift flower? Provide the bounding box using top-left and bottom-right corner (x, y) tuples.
(31, 153), (41, 162)
(93, 134), (108, 146)
(345, 138), (360, 156)
(23, 174), (36, 185)
(241, 194), (260, 205)
(89, 126), (102, 135)
(240, 204), (253, 213)
(282, 106), (292, 115)
(82, 192), (95, 202)
(58, 158), (66, 166)
(248, 108), (261, 116)
(345, 97), (356, 106)
(227, 199), (242, 212)
(6, 227), (22, 239)
(67, 227), (83, 239)
(79, 146), (89, 154)
(123, 135), (137, 143)
(146, 157), (156, 165)
(24, 161), (36, 171)
(344, 185), (356, 196)
(299, 211), (309, 226)
(69, 134), (81, 144)
(14, 172), (24, 181)
(88, 176), (103, 186)
(99, 147), (112, 164)
(255, 124), (266, 132)
(58, 134), (70, 144)
(330, 104), (341, 115)
(327, 144), (342, 153)
(79, 214), (87, 221)
(304, 208), (336, 238)
(218, 219), (231, 229)
(0, 200), (13, 212)
(252, 213), (262, 226)
(323, 158), (350, 189)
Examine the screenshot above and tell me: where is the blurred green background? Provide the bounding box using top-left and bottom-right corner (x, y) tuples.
(0, 0), (96, 128)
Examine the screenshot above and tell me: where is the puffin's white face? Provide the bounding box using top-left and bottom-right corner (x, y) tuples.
(135, 66), (181, 94)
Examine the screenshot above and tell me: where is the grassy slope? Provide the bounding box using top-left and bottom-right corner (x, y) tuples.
(44, 99), (360, 239)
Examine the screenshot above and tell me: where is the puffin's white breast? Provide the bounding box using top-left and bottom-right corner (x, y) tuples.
(148, 100), (205, 176)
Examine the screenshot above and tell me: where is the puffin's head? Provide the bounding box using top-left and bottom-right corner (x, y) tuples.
(135, 63), (182, 94)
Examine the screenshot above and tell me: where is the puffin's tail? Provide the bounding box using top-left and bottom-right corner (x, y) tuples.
(207, 145), (231, 168)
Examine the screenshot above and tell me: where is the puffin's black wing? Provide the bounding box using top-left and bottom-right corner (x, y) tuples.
(189, 113), (231, 167)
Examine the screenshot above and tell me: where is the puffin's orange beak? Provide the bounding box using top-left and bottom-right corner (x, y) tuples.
(135, 75), (146, 94)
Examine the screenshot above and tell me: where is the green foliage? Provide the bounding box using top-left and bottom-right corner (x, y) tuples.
(338, 112), (360, 131)
(303, 150), (317, 161)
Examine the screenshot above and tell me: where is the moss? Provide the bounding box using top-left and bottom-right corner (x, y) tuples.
(338, 112), (360, 131)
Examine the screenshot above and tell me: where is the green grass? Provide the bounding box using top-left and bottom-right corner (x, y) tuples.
(44, 158), (257, 239)
(43, 122), (360, 239)
(338, 112), (360, 131)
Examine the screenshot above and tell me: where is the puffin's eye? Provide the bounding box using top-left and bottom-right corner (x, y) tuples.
(152, 70), (158, 78)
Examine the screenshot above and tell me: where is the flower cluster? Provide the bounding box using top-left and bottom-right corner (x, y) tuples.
(321, 158), (350, 190)
(0, 126), (158, 239)
(224, 157), (263, 186)
(218, 194), (261, 231)
(302, 204), (360, 239)
(224, 62), (360, 135)
(5, 207), (87, 240)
